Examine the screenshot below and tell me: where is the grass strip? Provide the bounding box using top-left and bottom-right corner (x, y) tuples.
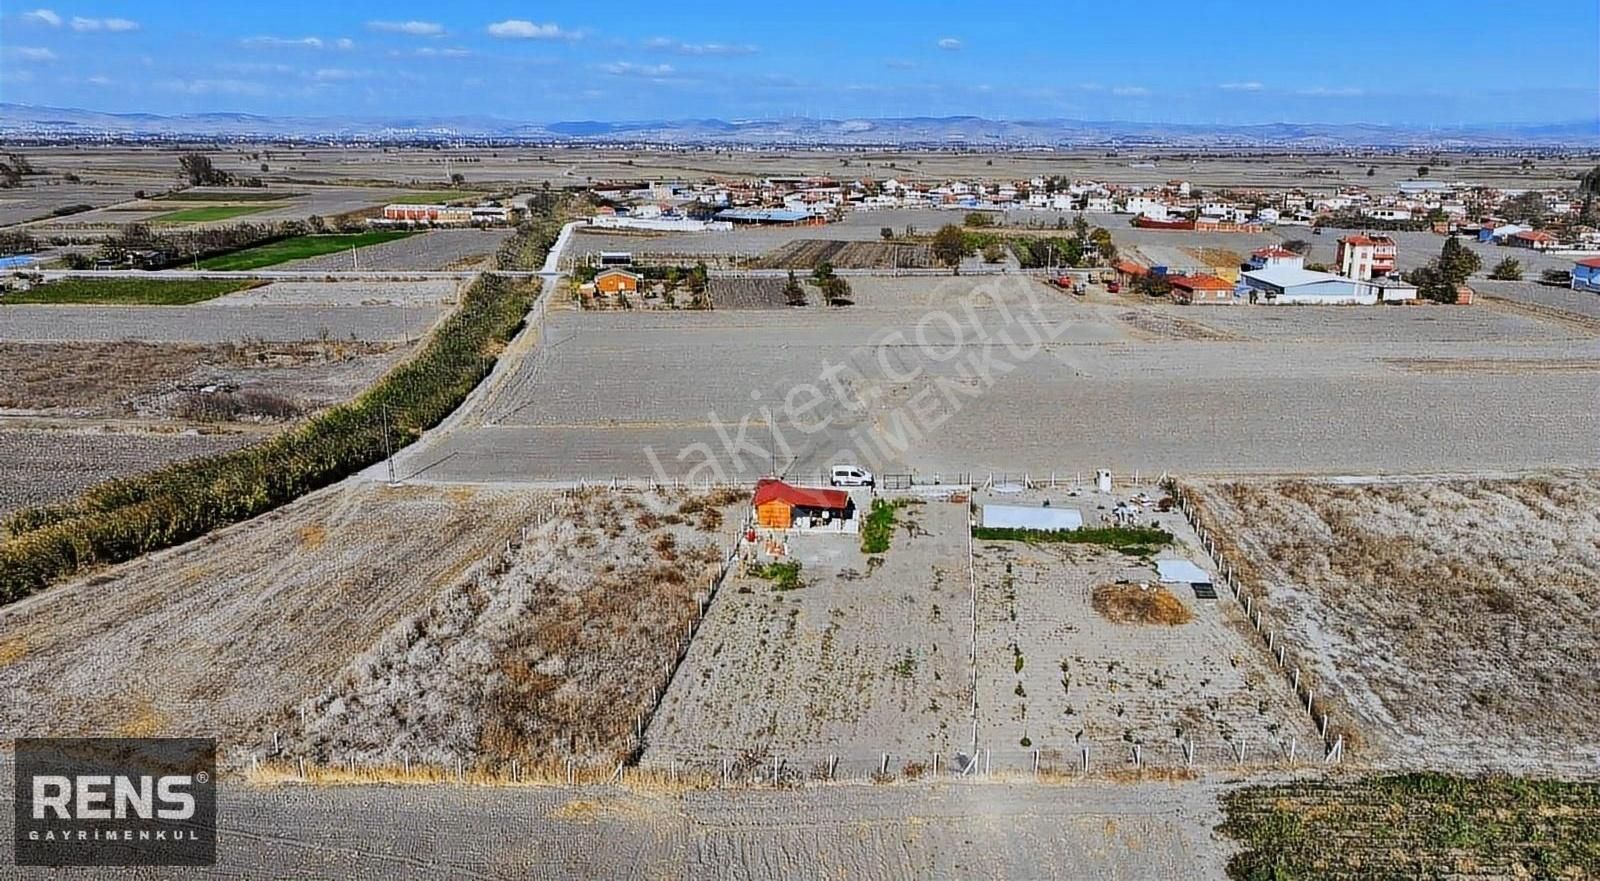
(196, 231), (418, 270)
(1220, 773), (1600, 880)
(0, 277), (262, 306)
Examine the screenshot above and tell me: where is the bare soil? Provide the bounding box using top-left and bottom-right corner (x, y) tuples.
(1184, 474), (1600, 775)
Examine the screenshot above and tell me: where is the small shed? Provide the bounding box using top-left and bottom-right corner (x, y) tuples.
(1156, 559), (1210, 584)
(594, 268), (641, 295)
(753, 478), (855, 530)
(980, 505), (1083, 531)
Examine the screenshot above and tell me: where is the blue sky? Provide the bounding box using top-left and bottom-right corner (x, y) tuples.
(3, 1), (1596, 125)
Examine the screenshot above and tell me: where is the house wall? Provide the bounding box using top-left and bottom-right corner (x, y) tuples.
(755, 500), (793, 529)
(595, 274), (638, 294)
(1573, 265), (1600, 293)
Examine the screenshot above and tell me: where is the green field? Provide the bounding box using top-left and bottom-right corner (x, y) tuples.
(196, 231), (420, 270)
(154, 190), (301, 202)
(1, 277), (263, 305)
(389, 190), (485, 204)
(1221, 774), (1600, 880)
(152, 205), (275, 223)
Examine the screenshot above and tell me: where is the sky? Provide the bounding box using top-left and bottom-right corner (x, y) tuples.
(2, 1), (1597, 127)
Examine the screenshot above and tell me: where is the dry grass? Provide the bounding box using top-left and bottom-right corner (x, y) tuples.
(1090, 583), (1194, 626)
(1184, 475), (1600, 774)
(0, 635), (29, 667)
(285, 489), (741, 769)
(244, 757), (719, 792)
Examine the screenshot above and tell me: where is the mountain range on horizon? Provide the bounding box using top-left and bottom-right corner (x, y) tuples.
(2, 103), (1596, 148)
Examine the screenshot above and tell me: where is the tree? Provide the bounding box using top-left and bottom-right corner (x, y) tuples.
(811, 261), (835, 283)
(1415, 166), (1429, 178)
(1580, 164), (1600, 225)
(449, 172), (466, 187)
(964, 211), (994, 228)
(783, 270), (807, 306)
(931, 224), (968, 271)
(981, 242), (1005, 264)
(307, 214), (327, 234)
(1089, 227), (1116, 263)
(1488, 257), (1523, 281)
(1281, 239), (1312, 255)
(1366, 166), (1376, 177)
(178, 153), (232, 186)
(260, 163), (269, 173)
(1438, 237), (1481, 284)
(1409, 264), (1457, 304)
(819, 275), (853, 306)
(1072, 213), (1090, 242)
(1501, 191), (1547, 225)
(880, 227), (894, 240)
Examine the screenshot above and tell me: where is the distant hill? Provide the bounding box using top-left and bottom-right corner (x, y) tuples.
(2, 103), (1595, 148)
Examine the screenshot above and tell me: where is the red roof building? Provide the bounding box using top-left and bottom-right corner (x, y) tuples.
(1167, 274), (1238, 305)
(1335, 234), (1397, 280)
(753, 478), (855, 529)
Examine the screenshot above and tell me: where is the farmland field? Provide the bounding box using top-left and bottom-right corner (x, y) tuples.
(151, 204), (274, 223)
(1221, 774), (1600, 880)
(0, 302), (441, 342)
(0, 483), (544, 762)
(287, 488), (744, 769)
(0, 428), (257, 517)
(970, 486), (1319, 771)
(0, 277), (263, 305)
(389, 190), (488, 204)
(274, 228), (513, 271)
(645, 493), (972, 771)
(1184, 475), (1600, 775)
(196, 230), (419, 270)
(750, 239), (934, 269)
(152, 189), (301, 202)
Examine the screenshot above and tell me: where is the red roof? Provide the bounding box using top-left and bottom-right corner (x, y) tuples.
(1168, 274), (1235, 291)
(1514, 230), (1556, 242)
(1252, 247), (1298, 259)
(1574, 257), (1600, 268)
(753, 478), (850, 510)
(1113, 259), (1149, 276)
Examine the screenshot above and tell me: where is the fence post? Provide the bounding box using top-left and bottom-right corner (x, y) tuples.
(1081, 747), (1089, 773)
(297, 758), (306, 780)
(1032, 749), (1040, 777)
(1183, 739), (1195, 768)
(880, 753), (890, 777)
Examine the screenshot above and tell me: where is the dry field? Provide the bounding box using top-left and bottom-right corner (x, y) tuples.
(750, 239), (934, 270)
(397, 274), (1600, 483)
(212, 279), (461, 308)
(0, 770), (1237, 880)
(0, 339), (405, 421)
(0, 483), (541, 764)
(0, 302), (442, 343)
(287, 488), (745, 769)
(1184, 475), (1600, 775)
(0, 428), (256, 517)
(644, 493), (973, 771)
(971, 488), (1319, 772)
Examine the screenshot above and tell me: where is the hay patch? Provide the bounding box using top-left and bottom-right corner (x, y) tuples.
(1090, 583), (1193, 626)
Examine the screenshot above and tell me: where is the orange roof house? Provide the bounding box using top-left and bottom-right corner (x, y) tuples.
(753, 478), (855, 529)
(594, 268), (641, 295)
(1167, 274), (1237, 305)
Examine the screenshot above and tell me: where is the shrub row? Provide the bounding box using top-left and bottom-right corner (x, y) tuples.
(0, 271), (537, 604)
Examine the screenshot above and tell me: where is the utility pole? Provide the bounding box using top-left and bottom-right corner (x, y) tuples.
(382, 402), (398, 487)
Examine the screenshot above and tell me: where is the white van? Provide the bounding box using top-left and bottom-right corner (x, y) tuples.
(829, 465), (875, 487)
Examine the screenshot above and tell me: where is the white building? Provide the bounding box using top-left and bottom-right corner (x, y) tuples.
(1242, 266), (1415, 305)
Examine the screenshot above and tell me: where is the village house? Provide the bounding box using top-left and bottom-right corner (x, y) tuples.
(1571, 257), (1600, 294)
(753, 479), (856, 530)
(593, 268), (641, 296)
(1168, 274), (1238, 305)
(1335, 234), (1398, 280)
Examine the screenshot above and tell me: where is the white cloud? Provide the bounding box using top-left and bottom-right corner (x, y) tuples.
(367, 20), (444, 36)
(1298, 86), (1365, 97)
(1111, 86), (1151, 97)
(70, 16), (139, 32)
(412, 46), (471, 58)
(487, 20), (579, 40)
(1219, 81), (1263, 92)
(600, 61), (675, 78)
(936, 37), (962, 50)
(15, 47), (57, 62)
(85, 75), (113, 86)
(160, 78), (268, 96)
(22, 8), (62, 26)
(312, 67), (371, 81)
(643, 37), (755, 56)
(243, 35), (350, 50)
